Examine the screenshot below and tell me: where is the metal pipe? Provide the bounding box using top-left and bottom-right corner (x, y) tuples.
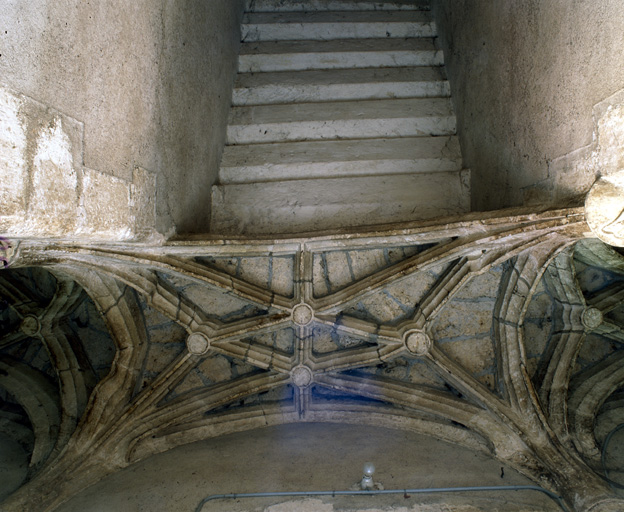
(195, 485), (568, 512)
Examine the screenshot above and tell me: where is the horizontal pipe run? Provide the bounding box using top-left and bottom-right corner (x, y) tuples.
(195, 485), (568, 512)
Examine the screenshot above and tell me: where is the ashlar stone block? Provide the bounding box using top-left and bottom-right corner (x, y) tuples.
(28, 118), (78, 236)
(0, 86), (27, 220)
(80, 168), (132, 238)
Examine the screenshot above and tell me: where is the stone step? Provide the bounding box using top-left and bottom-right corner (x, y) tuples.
(233, 67), (449, 105)
(210, 170), (470, 235)
(213, 0), (466, 235)
(239, 38), (442, 72)
(246, 0), (430, 12)
(219, 136), (462, 183)
(227, 97), (456, 144)
(242, 11), (435, 41)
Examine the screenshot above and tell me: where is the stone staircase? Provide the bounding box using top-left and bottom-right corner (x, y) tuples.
(210, 0), (469, 235)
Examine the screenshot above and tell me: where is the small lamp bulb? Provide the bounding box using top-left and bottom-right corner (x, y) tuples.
(361, 462), (375, 489)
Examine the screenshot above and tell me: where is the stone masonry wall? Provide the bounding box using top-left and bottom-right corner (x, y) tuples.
(0, 0), (244, 236)
(432, 0), (624, 211)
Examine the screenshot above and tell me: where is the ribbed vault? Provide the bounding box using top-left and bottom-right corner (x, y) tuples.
(1, 208), (624, 511)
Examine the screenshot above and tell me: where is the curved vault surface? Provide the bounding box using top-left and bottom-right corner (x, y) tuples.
(2, 209), (624, 511)
(55, 423), (558, 512)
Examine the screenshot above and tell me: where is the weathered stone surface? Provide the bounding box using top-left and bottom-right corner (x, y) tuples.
(80, 168), (132, 238)
(454, 266), (502, 301)
(440, 335), (495, 386)
(575, 333), (618, 376)
(197, 355), (233, 383)
(0, 85), (159, 240)
(159, 273), (267, 320)
(523, 281), (554, 362)
(238, 257), (271, 291)
(0, 87), (27, 220)
(270, 256), (295, 297)
(432, 300), (493, 341)
(1, 1), (245, 235)
(28, 118), (79, 236)
(171, 368), (206, 396)
(145, 343), (186, 376)
(433, 2), (624, 210)
(211, 0), (469, 235)
(585, 170), (624, 247)
(3, 209), (624, 512)
(2, 0), (624, 509)
(350, 290), (409, 325)
(130, 167), (157, 237)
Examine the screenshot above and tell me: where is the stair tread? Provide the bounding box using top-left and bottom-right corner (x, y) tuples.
(222, 136), (461, 166)
(229, 97), (454, 125)
(239, 37), (435, 55)
(219, 137), (462, 183)
(213, 173), (467, 206)
(243, 11), (432, 23)
(247, 0), (430, 12)
(235, 67), (446, 88)
(211, 172), (470, 234)
(233, 67), (449, 104)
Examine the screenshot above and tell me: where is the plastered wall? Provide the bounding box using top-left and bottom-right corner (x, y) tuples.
(0, 0), (244, 236)
(432, 0), (624, 211)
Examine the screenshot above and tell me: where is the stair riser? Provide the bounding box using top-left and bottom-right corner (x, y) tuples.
(242, 22), (435, 42)
(227, 117), (456, 144)
(221, 136), (461, 166)
(219, 158), (463, 183)
(239, 51), (443, 73)
(246, 0), (430, 12)
(232, 81), (450, 105)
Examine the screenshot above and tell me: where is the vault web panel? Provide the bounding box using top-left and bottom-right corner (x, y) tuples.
(353, 357), (448, 390)
(430, 266), (501, 390)
(523, 279), (554, 382)
(242, 327), (295, 355)
(0, 391), (34, 453)
(574, 333), (621, 377)
(576, 261), (624, 297)
(194, 255), (295, 297)
(166, 355), (267, 402)
(1, 267), (58, 308)
(310, 322), (377, 354)
(3, 337), (55, 381)
(156, 271), (274, 322)
(203, 378), (293, 416)
(310, 383), (386, 405)
(136, 296), (188, 395)
(312, 243), (437, 298)
(67, 295), (116, 380)
(0, 300), (20, 337)
(606, 306), (624, 328)
(342, 262), (447, 325)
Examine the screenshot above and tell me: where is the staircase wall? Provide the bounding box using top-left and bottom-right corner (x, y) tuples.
(0, 0), (245, 236)
(432, 0), (624, 211)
